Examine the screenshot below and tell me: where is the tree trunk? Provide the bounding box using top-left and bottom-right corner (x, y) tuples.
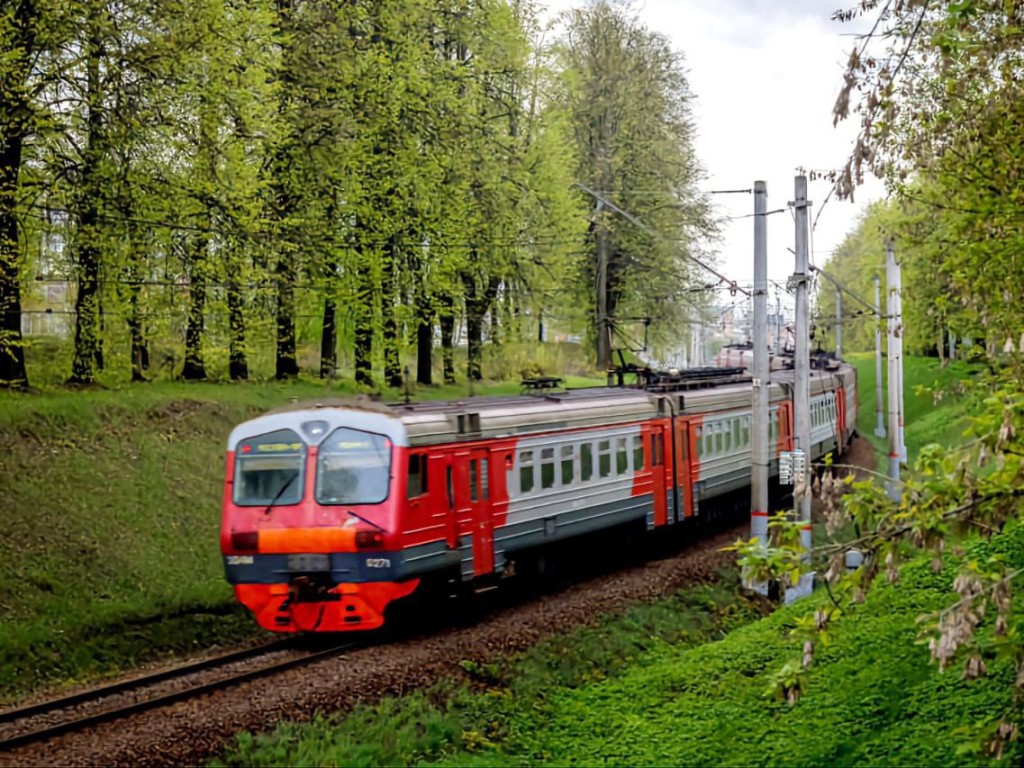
(127, 285), (147, 382)
(439, 293), (455, 384)
(0, 2), (32, 390)
(227, 278), (248, 380)
(69, 8), (105, 385)
(0, 132), (27, 389)
(416, 304), (433, 386)
(463, 272), (501, 382)
(354, 260), (374, 387)
(274, 254), (299, 379)
(320, 294), (338, 379)
(181, 236), (208, 380)
(382, 236), (403, 388)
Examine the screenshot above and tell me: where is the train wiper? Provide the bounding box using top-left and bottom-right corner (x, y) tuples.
(263, 471), (299, 515)
(347, 509), (386, 532)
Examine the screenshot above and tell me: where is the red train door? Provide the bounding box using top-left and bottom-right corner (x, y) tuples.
(465, 449), (494, 577)
(651, 429), (667, 527)
(675, 420), (694, 521)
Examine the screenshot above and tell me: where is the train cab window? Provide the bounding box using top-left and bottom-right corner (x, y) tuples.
(519, 450), (535, 494)
(561, 445), (575, 485)
(598, 440), (612, 478)
(407, 454), (428, 498)
(632, 435), (644, 470)
(316, 427), (392, 505)
(541, 447), (556, 489)
(581, 443), (594, 481)
(614, 438), (628, 475)
(234, 428), (305, 507)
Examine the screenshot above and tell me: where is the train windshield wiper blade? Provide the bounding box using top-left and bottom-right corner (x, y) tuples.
(263, 471), (298, 515)
(347, 509), (386, 532)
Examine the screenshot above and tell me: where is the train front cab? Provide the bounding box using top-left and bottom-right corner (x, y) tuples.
(220, 410), (419, 633)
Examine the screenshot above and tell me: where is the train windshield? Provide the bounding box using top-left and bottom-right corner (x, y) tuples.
(316, 427), (392, 506)
(234, 429), (306, 507)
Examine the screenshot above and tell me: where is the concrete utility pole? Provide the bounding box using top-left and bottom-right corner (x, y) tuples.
(894, 250), (907, 462)
(885, 241), (901, 501)
(750, 181), (770, 563)
(835, 288), (842, 359)
(874, 274), (885, 438)
(791, 175), (813, 600)
(775, 294), (782, 355)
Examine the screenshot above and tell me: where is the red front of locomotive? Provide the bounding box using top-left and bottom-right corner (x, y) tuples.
(220, 406), (419, 633)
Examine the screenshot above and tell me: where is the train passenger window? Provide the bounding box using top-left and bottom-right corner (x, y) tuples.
(742, 417), (750, 446)
(581, 443), (594, 481)
(598, 440), (612, 478)
(470, 459), (479, 502)
(519, 451), (535, 493)
(724, 425), (732, 453)
(616, 437), (629, 475)
(733, 419), (741, 447)
(541, 447), (556, 489)
(481, 459), (490, 500)
(561, 445), (575, 485)
(715, 426), (723, 454)
(633, 435), (644, 470)
(407, 454), (427, 498)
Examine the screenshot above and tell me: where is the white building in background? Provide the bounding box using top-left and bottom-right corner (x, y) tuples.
(22, 214), (73, 339)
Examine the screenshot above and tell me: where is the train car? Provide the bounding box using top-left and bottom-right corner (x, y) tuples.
(220, 362), (857, 634)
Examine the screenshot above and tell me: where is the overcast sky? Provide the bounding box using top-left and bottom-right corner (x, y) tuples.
(541, 0), (887, 306)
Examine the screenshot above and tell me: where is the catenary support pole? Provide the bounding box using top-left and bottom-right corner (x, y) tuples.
(775, 295), (782, 354)
(886, 241), (901, 502)
(874, 274), (886, 438)
(894, 251), (906, 462)
(750, 181), (770, 569)
(835, 288), (842, 359)
(791, 175), (813, 601)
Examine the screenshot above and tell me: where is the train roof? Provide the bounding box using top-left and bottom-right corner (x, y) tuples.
(233, 363), (856, 449)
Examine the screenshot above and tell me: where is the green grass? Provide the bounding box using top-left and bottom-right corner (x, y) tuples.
(216, 525), (1024, 768)
(847, 353), (979, 468)
(0, 342), (601, 701)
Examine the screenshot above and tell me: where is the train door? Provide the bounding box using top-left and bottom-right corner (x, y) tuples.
(457, 449), (494, 577)
(651, 428), (667, 527)
(674, 420), (694, 522)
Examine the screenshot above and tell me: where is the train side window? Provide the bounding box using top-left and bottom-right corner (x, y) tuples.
(407, 454), (428, 498)
(715, 425), (723, 454)
(541, 447), (556, 489)
(581, 442), (594, 481)
(481, 459), (489, 499)
(519, 451), (535, 494)
(703, 427), (712, 457)
(733, 419), (740, 447)
(653, 434), (663, 466)
(470, 459), (479, 502)
(633, 435), (645, 470)
(742, 417), (750, 446)
(724, 424), (732, 453)
(598, 439), (612, 478)
(561, 445), (575, 485)
(616, 437), (628, 475)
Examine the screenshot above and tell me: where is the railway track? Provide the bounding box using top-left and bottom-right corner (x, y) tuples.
(0, 638), (354, 751)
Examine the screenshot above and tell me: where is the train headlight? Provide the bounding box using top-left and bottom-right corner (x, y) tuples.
(301, 420), (329, 442)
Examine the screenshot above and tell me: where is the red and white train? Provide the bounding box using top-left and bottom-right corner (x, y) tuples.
(220, 363), (857, 633)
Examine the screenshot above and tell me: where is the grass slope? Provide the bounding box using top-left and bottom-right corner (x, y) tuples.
(0, 364), (600, 700)
(847, 353), (977, 467)
(218, 525), (1024, 767)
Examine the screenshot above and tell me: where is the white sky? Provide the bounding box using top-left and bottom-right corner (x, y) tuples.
(541, 0), (887, 306)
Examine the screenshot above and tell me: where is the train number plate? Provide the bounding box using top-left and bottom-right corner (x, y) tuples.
(287, 554), (330, 572)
